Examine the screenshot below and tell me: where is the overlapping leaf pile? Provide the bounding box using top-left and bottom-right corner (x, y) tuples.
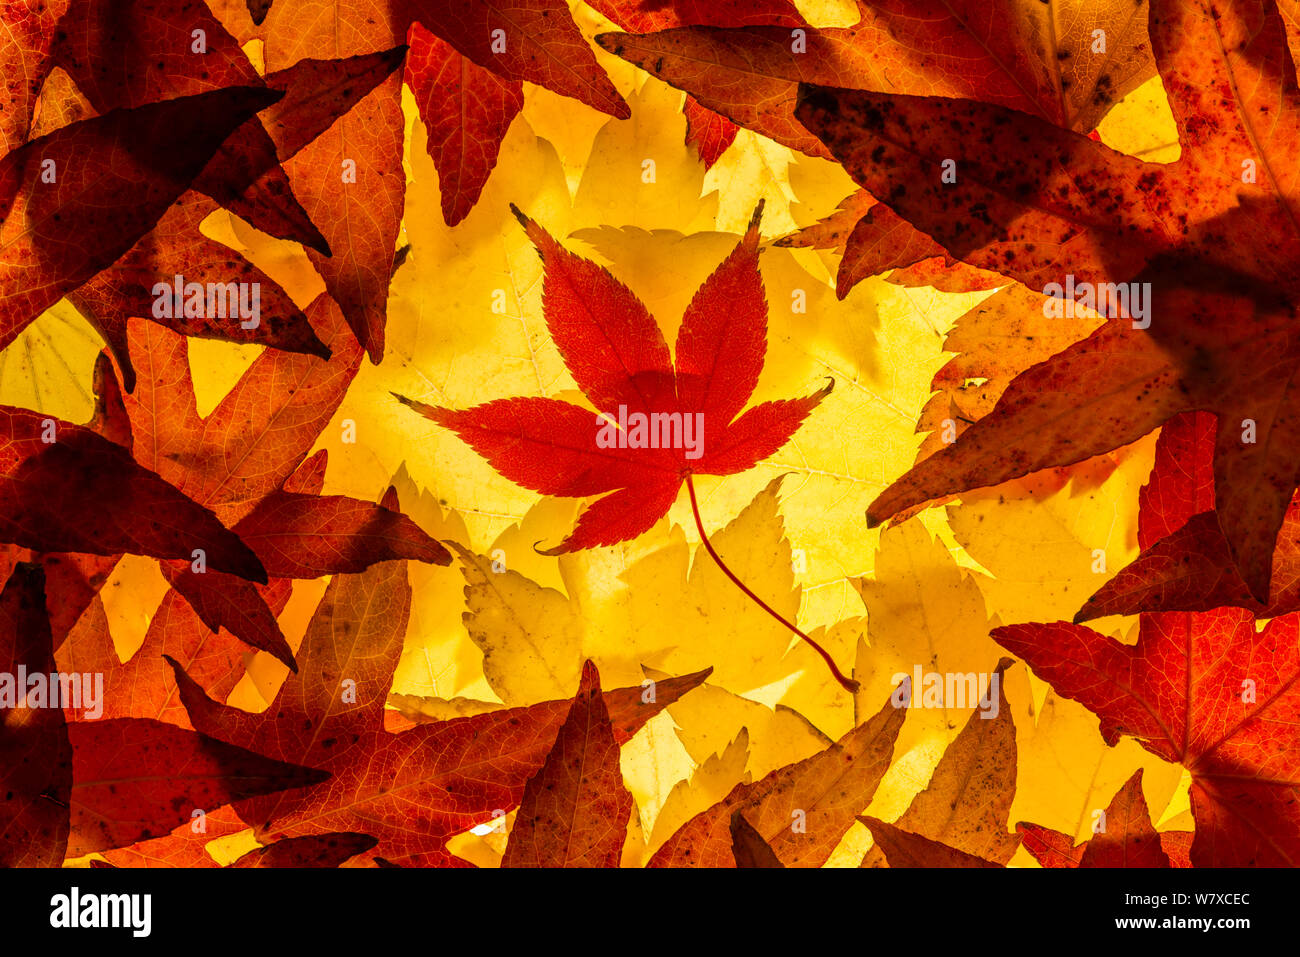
(2, 0), (1296, 868)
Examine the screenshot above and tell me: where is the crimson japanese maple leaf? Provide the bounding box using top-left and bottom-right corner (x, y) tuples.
(398, 203), (828, 554)
(1016, 770), (1193, 868)
(395, 203), (855, 690)
(168, 553), (710, 867)
(994, 415), (1300, 866)
(795, 0), (1300, 603)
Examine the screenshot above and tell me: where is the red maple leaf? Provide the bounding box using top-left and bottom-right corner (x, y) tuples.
(993, 416), (1300, 866)
(1077, 411), (1300, 623)
(1017, 770), (1193, 869)
(396, 204), (856, 690)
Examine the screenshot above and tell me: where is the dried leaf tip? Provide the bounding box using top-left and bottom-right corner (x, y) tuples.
(508, 202), (531, 230)
(534, 539), (567, 557)
(747, 199), (766, 234)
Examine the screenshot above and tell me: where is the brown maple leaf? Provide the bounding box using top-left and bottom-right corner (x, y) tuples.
(256, 0), (632, 356)
(649, 684), (905, 867)
(500, 660), (632, 868)
(796, 0), (1300, 602)
(0, 87), (282, 349)
(0, 564), (329, 864)
(60, 47), (409, 387)
(97, 296), (449, 671)
(168, 552), (709, 866)
(597, 0), (1157, 296)
(993, 412), (1300, 865)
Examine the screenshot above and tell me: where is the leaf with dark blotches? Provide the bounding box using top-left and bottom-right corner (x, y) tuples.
(1017, 770), (1190, 868)
(501, 661), (632, 868)
(246, 0), (274, 25)
(859, 819), (1002, 868)
(0, 86), (281, 351)
(649, 686), (905, 868)
(600, 0), (1153, 155)
(799, 0), (1300, 603)
(98, 807), (250, 868)
(167, 546), (710, 865)
(860, 660), (1018, 867)
(596, 0), (1156, 294)
(230, 832), (379, 867)
(66, 718), (329, 857)
(0, 0), (71, 151)
(0, 564), (72, 867)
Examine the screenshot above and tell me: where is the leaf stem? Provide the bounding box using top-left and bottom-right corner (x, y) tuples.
(684, 473), (859, 694)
